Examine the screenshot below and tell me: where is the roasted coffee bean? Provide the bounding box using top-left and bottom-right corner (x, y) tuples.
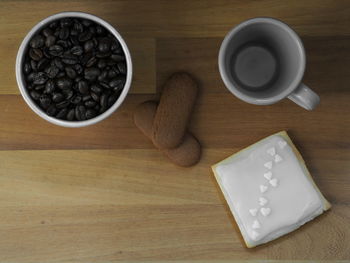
(111, 54), (125, 62)
(67, 108), (75, 121)
(30, 35), (44, 48)
(60, 18), (72, 28)
(49, 45), (63, 56)
(84, 40), (94, 52)
(108, 91), (120, 106)
(30, 60), (37, 72)
(46, 65), (59, 78)
(42, 27), (53, 37)
(117, 62), (127, 74)
(33, 72), (48, 85)
(108, 68), (119, 78)
(65, 66), (77, 79)
(84, 67), (100, 81)
(24, 62), (32, 74)
(85, 109), (97, 119)
(34, 85), (45, 91)
(62, 54), (78, 65)
(70, 29), (78, 36)
(27, 72), (36, 82)
(99, 81), (110, 90)
(75, 105), (86, 120)
(56, 71), (66, 78)
(73, 20), (84, 33)
(86, 56), (97, 67)
(74, 63), (83, 74)
(49, 21), (58, 29)
(91, 92), (99, 102)
(30, 90), (41, 100)
(94, 104), (100, 111)
(95, 25), (105, 35)
(98, 37), (111, 53)
(71, 95), (82, 104)
(106, 59), (117, 66)
(52, 58), (64, 70)
(57, 40), (70, 49)
(83, 95), (92, 101)
(70, 35), (79, 46)
(56, 108), (68, 119)
(39, 94), (51, 109)
(63, 89), (74, 100)
(56, 77), (73, 89)
(97, 59), (107, 68)
(29, 48), (43, 61)
(100, 93), (108, 108)
(85, 100), (96, 108)
(78, 80), (89, 94)
(59, 27), (70, 40)
(98, 70), (108, 82)
(71, 45), (83, 56)
(56, 100), (70, 109)
(111, 39), (120, 52)
(45, 35), (56, 47)
(45, 79), (56, 94)
(37, 58), (49, 71)
(96, 51), (111, 58)
(90, 84), (102, 94)
(109, 77), (125, 89)
(78, 31), (92, 42)
(52, 92), (65, 103)
(27, 84), (34, 90)
(82, 19), (92, 27)
(89, 26), (97, 35)
(46, 104), (57, 116)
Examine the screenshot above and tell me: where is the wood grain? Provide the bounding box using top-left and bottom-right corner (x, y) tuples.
(0, 0), (349, 262)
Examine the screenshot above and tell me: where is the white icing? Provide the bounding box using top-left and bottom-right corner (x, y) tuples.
(264, 161), (273, 169)
(264, 171), (273, 180)
(269, 178), (278, 187)
(213, 134), (327, 247)
(252, 220), (261, 229)
(259, 185), (268, 193)
(267, 147), (276, 156)
(249, 208), (258, 216)
(274, 154), (283, 163)
(278, 140), (287, 149)
(260, 207), (271, 216)
(259, 197), (268, 206)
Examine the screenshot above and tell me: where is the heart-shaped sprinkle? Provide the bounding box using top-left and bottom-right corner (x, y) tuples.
(260, 207), (271, 216)
(252, 219), (261, 229)
(269, 178), (278, 187)
(278, 140), (287, 149)
(260, 185), (268, 193)
(264, 171), (273, 180)
(264, 161), (273, 169)
(251, 230), (260, 240)
(259, 197), (268, 206)
(249, 208), (258, 216)
(274, 154), (283, 163)
(267, 147), (276, 156)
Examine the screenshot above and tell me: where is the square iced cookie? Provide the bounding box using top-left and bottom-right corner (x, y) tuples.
(212, 131), (331, 248)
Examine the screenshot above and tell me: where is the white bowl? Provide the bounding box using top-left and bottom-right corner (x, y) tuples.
(16, 11), (133, 128)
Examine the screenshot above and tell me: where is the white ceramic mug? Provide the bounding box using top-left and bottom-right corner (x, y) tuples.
(219, 17), (320, 110)
(16, 11), (133, 127)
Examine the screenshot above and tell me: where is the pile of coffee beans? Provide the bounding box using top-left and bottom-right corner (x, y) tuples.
(23, 17), (127, 121)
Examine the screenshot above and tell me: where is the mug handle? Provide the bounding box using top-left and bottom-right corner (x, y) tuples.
(288, 83), (320, 110)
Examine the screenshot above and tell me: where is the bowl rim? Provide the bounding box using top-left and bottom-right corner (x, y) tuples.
(16, 11), (133, 128)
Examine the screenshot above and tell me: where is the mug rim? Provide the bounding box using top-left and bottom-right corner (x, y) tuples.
(218, 17), (306, 105)
(16, 11), (133, 127)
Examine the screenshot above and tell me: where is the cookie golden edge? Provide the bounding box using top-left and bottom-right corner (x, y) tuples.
(211, 130), (331, 248)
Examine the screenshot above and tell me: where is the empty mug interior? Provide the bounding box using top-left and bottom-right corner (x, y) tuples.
(221, 19), (305, 104)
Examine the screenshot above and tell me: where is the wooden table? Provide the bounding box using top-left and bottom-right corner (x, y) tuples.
(0, 1), (349, 262)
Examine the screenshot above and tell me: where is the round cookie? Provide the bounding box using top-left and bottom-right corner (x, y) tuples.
(134, 101), (201, 167)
